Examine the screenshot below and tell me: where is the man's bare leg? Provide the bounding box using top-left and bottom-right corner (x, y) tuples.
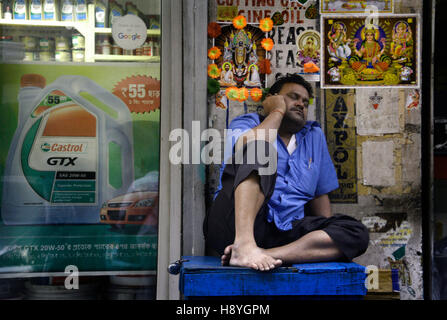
(225, 172), (282, 271)
(265, 230), (344, 264)
(222, 230), (344, 266)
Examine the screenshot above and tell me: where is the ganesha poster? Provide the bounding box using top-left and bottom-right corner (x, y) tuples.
(321, 14), (420, 89)
(320, 0), (393, 14)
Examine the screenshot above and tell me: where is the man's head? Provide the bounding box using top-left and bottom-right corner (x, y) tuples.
(268, 74), (313, 132)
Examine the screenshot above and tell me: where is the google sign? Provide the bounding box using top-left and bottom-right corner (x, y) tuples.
(112, 14), (147, 50)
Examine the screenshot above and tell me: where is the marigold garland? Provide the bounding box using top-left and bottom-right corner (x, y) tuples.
(259, 18), (274, 32)
(261, 38), (274, 51)
(237, 87), (250, 102)
(208, 64), (220, 79)
(225, 87), (240, 101)
(208, 47), (222, 60)
(233, 15), (247, 30)
(250, 88), (263, 102)
(207, 22), (222, 38)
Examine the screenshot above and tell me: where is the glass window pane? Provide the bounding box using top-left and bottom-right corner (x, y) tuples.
(0, 0), (161, 300)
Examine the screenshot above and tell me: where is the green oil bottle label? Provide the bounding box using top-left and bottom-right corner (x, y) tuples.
(24, 91), (98, 204)
(32, 90), (73, 118)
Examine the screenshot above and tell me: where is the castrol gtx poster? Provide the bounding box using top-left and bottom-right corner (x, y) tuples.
(0, 63), (160, 274)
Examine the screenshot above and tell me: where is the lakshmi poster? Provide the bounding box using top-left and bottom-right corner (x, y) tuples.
(320, 0), (393, 13)
(321, 14), (420, 88)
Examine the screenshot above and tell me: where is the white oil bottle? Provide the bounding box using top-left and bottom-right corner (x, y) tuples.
(29, 0), (43, 20)
(43, 0), (58, 21)
(13, 0), (28, 19)
(74, 0), (87, 22)
(61, 0), (74, 21)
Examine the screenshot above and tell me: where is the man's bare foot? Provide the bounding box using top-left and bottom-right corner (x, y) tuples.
(221, 245), (233, 266)
(228, 243), (282, 271)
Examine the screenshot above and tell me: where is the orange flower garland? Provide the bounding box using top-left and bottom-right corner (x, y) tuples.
(237, 87), (249, 102)
(225, 87), (240, 101)
(233, 15), (247, 30)
(250, 88), (263, 102)
(207, 64), (220, 79)
(261, 38), (274, 51)
(208, 47), (222, 60)
(259, 18), (274, 32)
(208, 22), (222, 38)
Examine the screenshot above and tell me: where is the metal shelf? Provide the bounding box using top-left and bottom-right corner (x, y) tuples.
(95, 28), (160, 36)
(0, 19), (87, 28)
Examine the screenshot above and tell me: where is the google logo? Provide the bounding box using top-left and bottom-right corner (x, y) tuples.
(118, 33), (142, 41)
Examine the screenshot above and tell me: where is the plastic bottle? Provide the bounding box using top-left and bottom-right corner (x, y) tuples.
(125, 2), (148, 28)
(61, 0), (74, 21)
(13, 0), (28, 20)
(74, 0), (87, 22)
(43, 0), (57, 21)
(4, 4), (13, 19)
(0, 0), (3, 19)
(29, 0), (43, 20)
(108, 0), (123, 28)
(95, 0), (107, 28)
(125, 2), (138, 16)
(1, 74), (134, 225)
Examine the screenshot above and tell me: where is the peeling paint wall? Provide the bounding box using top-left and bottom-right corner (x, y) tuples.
(343, 0), (424, 299)
(206, 0), (424, 299)
(343, 87), (423, 300)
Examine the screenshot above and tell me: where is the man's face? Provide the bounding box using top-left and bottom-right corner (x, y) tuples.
(279, 82), (310, 129)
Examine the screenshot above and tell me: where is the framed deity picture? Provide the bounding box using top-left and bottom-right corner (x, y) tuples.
(321, 14), (421, 89)
(320, 0), (394, 14)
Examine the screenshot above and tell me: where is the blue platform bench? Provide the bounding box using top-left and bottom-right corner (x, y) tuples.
(177, 256), (368, 300)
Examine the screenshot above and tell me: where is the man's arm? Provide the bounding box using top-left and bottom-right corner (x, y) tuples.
(308, 194), (332, 218)
(234, 94), (286, 151)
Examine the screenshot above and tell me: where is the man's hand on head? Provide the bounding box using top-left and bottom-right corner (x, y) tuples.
(262, 93), (287, 116)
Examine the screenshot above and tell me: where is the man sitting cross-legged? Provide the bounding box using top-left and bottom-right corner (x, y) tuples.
(203, 74), (369, 271)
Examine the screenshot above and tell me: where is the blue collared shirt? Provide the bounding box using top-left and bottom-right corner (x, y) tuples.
(215, 113), (339, 231)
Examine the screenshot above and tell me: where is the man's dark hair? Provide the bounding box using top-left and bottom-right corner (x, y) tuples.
(268, 74), (314, 98)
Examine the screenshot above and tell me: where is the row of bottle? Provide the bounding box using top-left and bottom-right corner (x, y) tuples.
(0, 0), (89, 21)
(96, 35), (159, 57)
(19, 33), (85, 62)
(0, 1), (160, 29)
(23, 49), (85, 62)
(95, 0), (159, 29)
(20, 33), (84, 51)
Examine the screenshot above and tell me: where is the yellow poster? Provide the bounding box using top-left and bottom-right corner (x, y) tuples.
(325, 89), (358, 203)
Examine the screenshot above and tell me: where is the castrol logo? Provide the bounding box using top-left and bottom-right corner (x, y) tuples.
(41, 143), (86, 153)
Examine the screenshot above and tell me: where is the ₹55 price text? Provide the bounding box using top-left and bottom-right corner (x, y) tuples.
(113, 75), (161, 113)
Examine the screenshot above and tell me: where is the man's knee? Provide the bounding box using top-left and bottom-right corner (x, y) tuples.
(356, 221), (370, 256)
